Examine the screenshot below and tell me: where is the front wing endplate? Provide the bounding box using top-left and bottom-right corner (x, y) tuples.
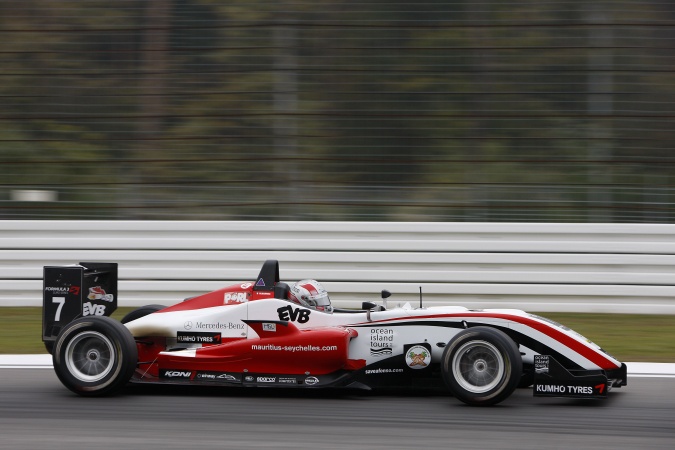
(533, 355), (610, 398)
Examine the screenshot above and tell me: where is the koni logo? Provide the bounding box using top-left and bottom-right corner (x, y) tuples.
(161, 370), (192, 379)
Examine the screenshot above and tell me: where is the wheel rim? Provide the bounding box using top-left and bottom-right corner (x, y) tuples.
(452, 340), (505, 394)
(64, 331), (116, 383)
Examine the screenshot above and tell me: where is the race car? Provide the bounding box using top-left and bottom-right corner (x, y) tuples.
(41, 260), (627, 406)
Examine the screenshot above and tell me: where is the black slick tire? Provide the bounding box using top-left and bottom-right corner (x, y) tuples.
(441, 326), (522, 406)
(52, 316), (137, 397)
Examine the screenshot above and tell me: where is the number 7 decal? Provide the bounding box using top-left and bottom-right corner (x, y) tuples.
(53, 297), (66, 322)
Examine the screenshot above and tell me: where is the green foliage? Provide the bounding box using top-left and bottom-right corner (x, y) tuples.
(1, 1), (673, 220)
(0, 307), (133, 354)
(541, 312), (675, 363)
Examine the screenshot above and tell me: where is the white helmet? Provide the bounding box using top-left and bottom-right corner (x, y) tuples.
(289, 279), (333, 313)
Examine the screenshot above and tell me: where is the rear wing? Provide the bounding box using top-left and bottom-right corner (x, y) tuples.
(42, 262), (118, 345)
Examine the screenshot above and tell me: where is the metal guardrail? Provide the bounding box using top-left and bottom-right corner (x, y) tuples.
(2, 221), (675, 313)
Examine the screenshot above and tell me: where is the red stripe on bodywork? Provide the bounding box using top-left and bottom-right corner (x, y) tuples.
(357, 313), (618, 369)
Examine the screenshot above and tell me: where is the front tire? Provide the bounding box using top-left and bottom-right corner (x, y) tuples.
(441, 327), (522, 406)
(52, 316), (137, 396)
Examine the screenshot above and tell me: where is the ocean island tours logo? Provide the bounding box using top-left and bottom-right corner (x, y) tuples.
(370, 328), (393, 357)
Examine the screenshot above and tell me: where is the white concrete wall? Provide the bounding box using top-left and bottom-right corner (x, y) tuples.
(2, 221), (675, 313)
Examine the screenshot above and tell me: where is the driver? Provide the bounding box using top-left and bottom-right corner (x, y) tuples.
(288, 279), (333, 313)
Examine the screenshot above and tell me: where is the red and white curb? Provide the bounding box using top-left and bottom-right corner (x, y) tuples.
(1, 355), (674, 377)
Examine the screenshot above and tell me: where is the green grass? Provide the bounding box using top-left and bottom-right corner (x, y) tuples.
(1, 308), (674, 362)
(0, 307), (136, 355)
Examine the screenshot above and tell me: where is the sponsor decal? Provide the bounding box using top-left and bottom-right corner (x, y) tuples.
(256, 278), (266, 287)
(184, 321), (193, 330)
(251, 344), (338, 352)
(277, 305), (311, 323)
(82, 302), (106, 316)
(195, 372), (239, 382)
(370, 328), (393, 357)
(250, 291), (274, 298)
(218, 373), (238, 381)
(370, 348), (392, 357)
(87, 286), (114, 302)
(304, 376), (319, 386)
(224, 292), (247, 304)
(534, 354), (549, 374)
(244, 376), (254, 382)
(405, 344), (431, 369)
(240, 283), (253, 289)
(365, 368), (404, 375)
(534, 384), (604, 395)
(262, 323), (277, 332)
(160, 369), (192, 379)
(278, 377), (297, 384)
(257, 376), (276, 383)
(532, 355), (607, 397)
(45, 286), (78, 295)
(193, 321), (245, 330)
(177, 332), (222, 344)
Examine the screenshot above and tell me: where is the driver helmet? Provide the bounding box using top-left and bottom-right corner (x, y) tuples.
(289, 279), (333, 313)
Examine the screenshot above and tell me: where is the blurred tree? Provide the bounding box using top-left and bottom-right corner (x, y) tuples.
(1, 0), (674, 221)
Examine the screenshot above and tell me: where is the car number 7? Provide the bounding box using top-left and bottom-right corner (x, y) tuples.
(53, 296), (66, 322)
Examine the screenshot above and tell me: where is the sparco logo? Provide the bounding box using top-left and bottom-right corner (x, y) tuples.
(257, 377), (276, 383)
(160, 370), (192, 379)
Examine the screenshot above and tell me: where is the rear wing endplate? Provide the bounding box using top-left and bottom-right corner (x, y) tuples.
(42, 262), (118, 344)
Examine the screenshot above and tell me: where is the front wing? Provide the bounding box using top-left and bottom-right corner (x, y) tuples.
(533, 355), (627, 399)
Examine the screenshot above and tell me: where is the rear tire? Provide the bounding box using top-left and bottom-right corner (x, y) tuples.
(120, 304), (166, 324)
(52, 316), (137, 396)
(441, 327), (522, 406)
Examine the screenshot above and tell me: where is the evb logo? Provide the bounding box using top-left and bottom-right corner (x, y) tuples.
(277, 305), (311, 323)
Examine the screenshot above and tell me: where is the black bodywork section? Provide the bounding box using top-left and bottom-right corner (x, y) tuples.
(253, 259), (280, 293)
(533, 355), (627, 398)
(42, 262), (118, 346)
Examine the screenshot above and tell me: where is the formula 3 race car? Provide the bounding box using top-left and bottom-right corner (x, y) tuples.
(41, 260), (627, 406)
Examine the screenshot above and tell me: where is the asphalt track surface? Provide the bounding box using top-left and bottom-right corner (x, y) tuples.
(0, 369), (673, 450)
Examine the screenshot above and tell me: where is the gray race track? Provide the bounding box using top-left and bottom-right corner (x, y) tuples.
(0, 369), (673, 450)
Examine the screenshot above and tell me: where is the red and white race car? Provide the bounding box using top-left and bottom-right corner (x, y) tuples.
(42, 260), (627, 406)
